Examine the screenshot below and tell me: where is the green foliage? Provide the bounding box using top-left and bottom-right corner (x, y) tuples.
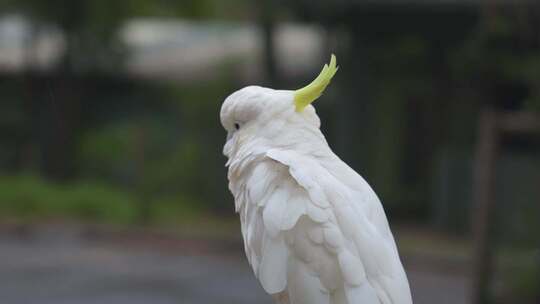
(78, 122), (135, 178)
(148, 194), (203, 225)
(495, 248), (540, 303)
(75, 73), (234, 213)
(451, 12), (540, 112)
(128, 0), (251, 19)
(0, 174), (207, 224)
(0, 175), (138, 223)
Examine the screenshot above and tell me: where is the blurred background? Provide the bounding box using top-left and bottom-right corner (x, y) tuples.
(0, 0), (539, 303)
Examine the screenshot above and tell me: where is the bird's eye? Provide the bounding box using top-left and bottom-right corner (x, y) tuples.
(234, 123), (240, 130)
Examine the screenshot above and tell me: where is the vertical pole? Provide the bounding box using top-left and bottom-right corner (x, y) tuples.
(260, 0), (277, 87)
(135, 125), (151, 225)
(471, 108), (500, 304)
(336, 32), (372, 172)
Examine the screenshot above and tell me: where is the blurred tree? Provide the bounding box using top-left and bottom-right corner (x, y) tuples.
(0, 0), (130, 72)
(0, 0), (135, 179)
(0, 0), (250, 180)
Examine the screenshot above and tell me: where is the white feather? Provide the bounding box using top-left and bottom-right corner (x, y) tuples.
(263, 187), (290, 238)
(338, 251), (366, 285)
(345, 282), (381, 304)
(259, 233), (289, 294)
(288, 258), (330, 304)
(222, 86), (412, 304)
(281, 191), (306, 230)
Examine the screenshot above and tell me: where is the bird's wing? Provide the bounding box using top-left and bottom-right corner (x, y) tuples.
(236, 149), (412, 304)
(235, 156), (291, 295)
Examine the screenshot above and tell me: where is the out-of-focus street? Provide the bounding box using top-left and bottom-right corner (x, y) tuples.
(0, 225), (470, 304)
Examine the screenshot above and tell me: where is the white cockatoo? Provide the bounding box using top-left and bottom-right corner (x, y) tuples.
(220, 55), (412, 304)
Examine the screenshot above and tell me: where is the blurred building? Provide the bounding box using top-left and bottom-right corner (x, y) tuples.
(0, 14), (325, 82)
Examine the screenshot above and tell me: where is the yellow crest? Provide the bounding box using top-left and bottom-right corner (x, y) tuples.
(294, 54), (338, 112)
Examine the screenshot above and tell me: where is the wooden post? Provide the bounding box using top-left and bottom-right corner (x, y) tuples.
(470, 109), (540, 304)
(471, 108), (500, 304)
(471, 14), (501, 302)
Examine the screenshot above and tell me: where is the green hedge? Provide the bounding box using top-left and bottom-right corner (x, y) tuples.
(0, 175), (204, 224)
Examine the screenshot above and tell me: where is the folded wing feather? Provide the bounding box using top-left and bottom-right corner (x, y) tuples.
(233, 149), (412, 304)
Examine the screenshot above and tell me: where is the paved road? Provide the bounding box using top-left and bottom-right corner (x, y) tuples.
(0, 228), (470, 304)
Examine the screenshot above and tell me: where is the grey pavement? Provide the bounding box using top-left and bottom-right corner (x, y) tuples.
(0, 228), (470, 304)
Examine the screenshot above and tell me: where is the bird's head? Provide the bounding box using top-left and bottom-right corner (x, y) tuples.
(220, 54), (338, 158)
